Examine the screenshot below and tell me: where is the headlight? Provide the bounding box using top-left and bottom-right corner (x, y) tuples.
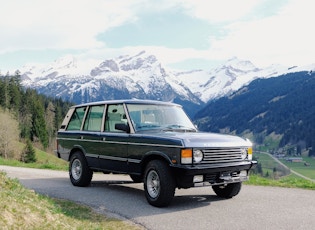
(193, 149), (203, 163)
(240, 148), (247, 160)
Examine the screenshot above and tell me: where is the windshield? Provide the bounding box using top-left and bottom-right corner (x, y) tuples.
(126, 103), (197, 132)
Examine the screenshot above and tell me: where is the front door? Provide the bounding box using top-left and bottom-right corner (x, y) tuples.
(99, 104), (129, 173)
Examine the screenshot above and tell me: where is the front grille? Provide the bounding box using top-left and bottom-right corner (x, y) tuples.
(201, 148), (243, 164)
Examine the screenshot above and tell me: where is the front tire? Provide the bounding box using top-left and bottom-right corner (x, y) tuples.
(144, 160), (176, 207)
(69, 151), (93, 187)
(212, 182), (242, 198)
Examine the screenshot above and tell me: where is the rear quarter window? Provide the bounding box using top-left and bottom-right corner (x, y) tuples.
(66, 107), (87, 130)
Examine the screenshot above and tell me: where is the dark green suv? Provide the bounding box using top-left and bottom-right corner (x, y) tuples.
(56, 99), (257, 207)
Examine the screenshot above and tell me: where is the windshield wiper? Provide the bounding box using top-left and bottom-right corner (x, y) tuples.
(163, 125), (196, 132)
(136, 124), (161, 129)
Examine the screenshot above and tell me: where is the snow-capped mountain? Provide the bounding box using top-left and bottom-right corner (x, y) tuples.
(20, 51), (203, 115)
(175, 57), (314, 102)
(20, 51), (315, 116)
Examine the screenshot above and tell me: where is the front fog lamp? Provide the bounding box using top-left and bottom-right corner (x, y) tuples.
(193, 149), (203, 163)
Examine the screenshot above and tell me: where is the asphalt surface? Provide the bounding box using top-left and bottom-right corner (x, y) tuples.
(1, 165), (315, 230)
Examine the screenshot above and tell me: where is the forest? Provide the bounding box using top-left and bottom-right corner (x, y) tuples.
(0, 71), (72, 160)
(194, 71), (315, 157)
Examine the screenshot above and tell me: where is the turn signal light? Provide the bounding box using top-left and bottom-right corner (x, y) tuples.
(181, 149), (192, 164)
(247, 147), (253, 160)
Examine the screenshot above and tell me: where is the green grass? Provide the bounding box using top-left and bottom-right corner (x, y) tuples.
(280, 157), (315, 179)
(246, 152), (315, 189)
(0, 171), (142, 230)
(0, 143), (68, 171)
(245, 173), (315, 190)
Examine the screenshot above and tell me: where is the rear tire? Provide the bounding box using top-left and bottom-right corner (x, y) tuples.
(212, 182), (242, 198)
(69, 151), (93, 187)
(144, 160), (176, 207)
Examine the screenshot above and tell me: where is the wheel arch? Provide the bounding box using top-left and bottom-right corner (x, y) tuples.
(68, 145), (87, 161)
(140, 151), (173, 176)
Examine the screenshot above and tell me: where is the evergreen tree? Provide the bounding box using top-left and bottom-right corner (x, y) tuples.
(45, 101), (56, 148)
(20, 139), (36, 163)
(8, 73), (22, 111)
(0, 74), (71, 154)
(31, 99), (49, 149)
(0, 79), (5, 107)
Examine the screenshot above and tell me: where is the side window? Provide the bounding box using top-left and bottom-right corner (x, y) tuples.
(66, 107), (86, 130)
(104, 104), (127, 132)
(83, 105), (105, 131)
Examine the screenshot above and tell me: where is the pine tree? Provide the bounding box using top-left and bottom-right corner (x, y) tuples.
(31, 99), (49, 149)
(8, 71), (22, 110)
(20, 139), (36, 163)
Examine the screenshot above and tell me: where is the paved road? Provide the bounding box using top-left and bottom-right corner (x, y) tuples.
(1, 165), (315, 230)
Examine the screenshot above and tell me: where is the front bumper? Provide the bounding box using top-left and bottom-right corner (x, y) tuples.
(171, 161), (257, 188)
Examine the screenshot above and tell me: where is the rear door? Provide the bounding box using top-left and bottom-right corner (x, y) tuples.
(80, 104), (105, 168)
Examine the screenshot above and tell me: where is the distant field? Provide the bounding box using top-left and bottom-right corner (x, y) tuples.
(254, 151), (315, 180)
(247, 152), (315, 189)
(280, 157), (315, 180)
(254, 152), (290, 178)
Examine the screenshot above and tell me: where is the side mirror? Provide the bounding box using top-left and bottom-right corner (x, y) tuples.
(115, 123), (130, 133)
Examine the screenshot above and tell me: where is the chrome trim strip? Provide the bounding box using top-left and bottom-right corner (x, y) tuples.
(85, 153), (97, 158)
(57, 137), (182, 148)
(99, 155), (127, 162)
(85, 153), (141, 164)
(128, 158), (141, 164)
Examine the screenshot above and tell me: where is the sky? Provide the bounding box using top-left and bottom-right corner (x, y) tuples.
(1, 0), (314, 73)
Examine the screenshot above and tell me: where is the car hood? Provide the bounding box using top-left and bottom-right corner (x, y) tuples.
(148, 131), (252, 148)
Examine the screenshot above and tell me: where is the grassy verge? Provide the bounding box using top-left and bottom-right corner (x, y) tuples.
(0, 144), (68, 171)
(0, 171), (142, 230)
(245, 173), (315, 190)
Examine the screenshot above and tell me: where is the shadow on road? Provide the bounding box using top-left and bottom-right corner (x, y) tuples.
(88, 179), (225, 216)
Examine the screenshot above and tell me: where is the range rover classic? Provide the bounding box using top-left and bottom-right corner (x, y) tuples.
(56, 99), (257, 207)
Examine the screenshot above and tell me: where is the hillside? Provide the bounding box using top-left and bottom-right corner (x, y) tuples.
(194, 71), (315, 155)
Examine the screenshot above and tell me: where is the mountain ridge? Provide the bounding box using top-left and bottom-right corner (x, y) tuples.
(19, 51), (315, 116)
(194, 71), (315, 155)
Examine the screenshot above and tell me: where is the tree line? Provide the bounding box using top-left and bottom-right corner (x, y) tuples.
(0, 71), (72, 159)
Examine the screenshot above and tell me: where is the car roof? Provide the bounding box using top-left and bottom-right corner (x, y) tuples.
(70, 99), (181, 108)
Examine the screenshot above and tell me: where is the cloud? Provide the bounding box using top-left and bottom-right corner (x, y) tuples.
(1, 0), (315, 71)
(206, 0), (315, 66)
(179, 0), (262, 22)
(0, 0), (141, 52)
(0, 0), (265, 54)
